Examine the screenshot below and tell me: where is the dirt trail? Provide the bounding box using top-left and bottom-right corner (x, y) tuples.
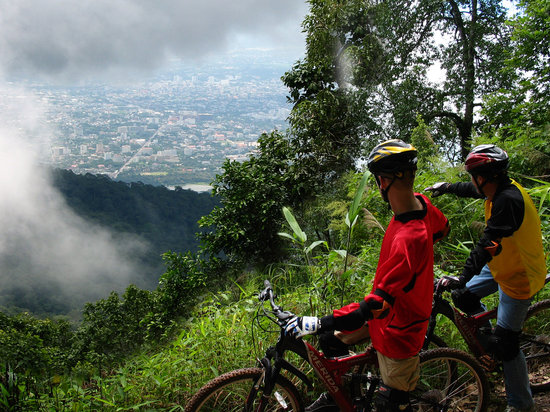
(487, 385), (550, 411)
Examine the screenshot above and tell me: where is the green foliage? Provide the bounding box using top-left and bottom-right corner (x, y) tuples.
(278, 171), (386, 310)
(73, 285), (155, 367)
(357, 0), (514, 159)
(52, 169), (219, 284)
(199, 131), (300, 265)
(283, 0), (382, 102)
(1, 165), (548, 409)
(0, 168), (219, 318)
(281, 0), (519, 169)
(475, 132), (550, 178)
(146, 251), (212, 340)
(479, 0), (550, 177)
(279, 206), (329, 287)
(0, 313), (73, 374)
(523, 178), (550, 255)
(346, 171), (370, 233)
(287, 89), (372, 192)
(0, 313), (74, 409)
(283, 0), (381, 186)
(509, 0), (550, 99)
(411, 115), (438, 167)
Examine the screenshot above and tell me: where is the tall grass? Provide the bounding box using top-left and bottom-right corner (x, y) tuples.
(2, 174), (548, 410)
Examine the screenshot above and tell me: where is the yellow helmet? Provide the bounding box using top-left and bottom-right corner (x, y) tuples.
(367, 139), (417, 175)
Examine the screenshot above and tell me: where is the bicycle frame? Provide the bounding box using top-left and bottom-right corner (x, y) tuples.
(258, 329), (379, 412)
(424, 289), (498, 369)
(254, 280), (381, 412)
(424, 274), (550, 371)
(186, 278), (492, 412)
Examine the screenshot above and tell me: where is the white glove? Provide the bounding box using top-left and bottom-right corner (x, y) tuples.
(284, 316), (320, 338)
(425, 182), (450, 197)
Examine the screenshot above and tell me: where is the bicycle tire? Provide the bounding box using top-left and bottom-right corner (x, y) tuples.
(184, 367), (304, 412)
(522, 299), (550, 393)
(424, 333), (448, 348)
(414, 347), (490, 412)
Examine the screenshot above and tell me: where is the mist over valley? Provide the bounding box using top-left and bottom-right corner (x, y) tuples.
(0, 50), (296, 318)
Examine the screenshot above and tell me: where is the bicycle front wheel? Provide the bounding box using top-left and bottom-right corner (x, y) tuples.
(523, 298), (550, 393)
(184, 367), (304, 412)
(413, 347), (490, 412)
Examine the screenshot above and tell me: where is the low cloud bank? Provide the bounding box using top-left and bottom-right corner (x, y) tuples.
(0, 84), (152, 315)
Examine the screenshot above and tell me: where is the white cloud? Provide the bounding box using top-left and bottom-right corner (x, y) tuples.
(0, 0), (307, 83)
(0, 84), (151, 311)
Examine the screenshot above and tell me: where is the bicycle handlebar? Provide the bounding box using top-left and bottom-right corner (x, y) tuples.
(434, 273), (550, 297)
(258, 280), (294, 326)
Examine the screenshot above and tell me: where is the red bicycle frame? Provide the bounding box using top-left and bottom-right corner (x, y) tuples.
(301, 339), (378, 410)
(425, 282), (500, 370)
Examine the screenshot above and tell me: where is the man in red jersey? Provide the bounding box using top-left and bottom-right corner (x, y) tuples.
(286, 139), (450, 411)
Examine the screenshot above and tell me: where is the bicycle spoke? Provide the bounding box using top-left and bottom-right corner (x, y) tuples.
(414, 348), (489, 412)
(185, 368), (303, 412)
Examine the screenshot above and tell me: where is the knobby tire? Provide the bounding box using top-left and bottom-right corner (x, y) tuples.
(415, 347), (490, 412)
(523, 299), (550, 393)
(428, 299), (550, 395)
(184, 367), (304, 412)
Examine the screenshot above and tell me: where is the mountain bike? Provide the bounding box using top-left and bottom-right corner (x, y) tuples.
(423, 274), (550, 393)
(185, 280), (490, 411)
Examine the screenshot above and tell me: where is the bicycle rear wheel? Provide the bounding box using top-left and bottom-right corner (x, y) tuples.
(413, 347), (490, 412)
(522, 299), (550, 393)
(184, 367), (304, 412)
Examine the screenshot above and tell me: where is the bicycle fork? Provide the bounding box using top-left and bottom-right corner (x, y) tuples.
(248, 354), (313, 411)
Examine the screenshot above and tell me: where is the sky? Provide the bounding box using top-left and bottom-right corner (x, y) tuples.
(0, 0), (309, 313)
(0, 0), (308, 83)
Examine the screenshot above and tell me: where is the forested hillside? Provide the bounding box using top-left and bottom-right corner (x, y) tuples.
(51, 169), (218, 278)
(0, 169), (218, 317)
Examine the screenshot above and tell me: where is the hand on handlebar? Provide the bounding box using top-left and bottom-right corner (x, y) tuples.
(284, 316), (320, 338)
(439, 275), (466, 291)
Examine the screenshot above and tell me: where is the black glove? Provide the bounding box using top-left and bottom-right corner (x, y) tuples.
(425, 182), (450, 197)
(439, 275), (466, 291)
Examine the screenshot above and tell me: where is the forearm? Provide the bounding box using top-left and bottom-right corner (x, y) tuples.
(320, 300), (373, 332)
(446, 182), (484, 199)
(462, 235), (502, 281)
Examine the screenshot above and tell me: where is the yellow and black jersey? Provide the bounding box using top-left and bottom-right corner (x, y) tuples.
(447, 178), (546, 299)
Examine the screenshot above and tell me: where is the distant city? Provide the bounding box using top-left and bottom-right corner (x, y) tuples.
(34, 49), (298, 190)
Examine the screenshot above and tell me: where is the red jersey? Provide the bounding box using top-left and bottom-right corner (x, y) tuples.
(320, 194), (449, 358)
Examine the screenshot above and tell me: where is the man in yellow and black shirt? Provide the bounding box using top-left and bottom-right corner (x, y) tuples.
(426, 144), (546, 412)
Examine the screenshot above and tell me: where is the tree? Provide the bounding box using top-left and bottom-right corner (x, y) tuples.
(509, 0), (550, 101)
(199, 131), (300, 264)
(196, 0), (529, 268)
(479, 0), (550, 176)
(285, 0), (516, 162)
(375, 0), (517, 159)
(283, 0), (382, 185)
(72, 285), (155, 365)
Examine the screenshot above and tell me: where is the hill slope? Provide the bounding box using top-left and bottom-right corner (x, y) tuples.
(0, 169), (218, 317)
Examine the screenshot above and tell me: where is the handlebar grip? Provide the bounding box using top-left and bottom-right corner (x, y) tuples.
(259, 279), (274, 302)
